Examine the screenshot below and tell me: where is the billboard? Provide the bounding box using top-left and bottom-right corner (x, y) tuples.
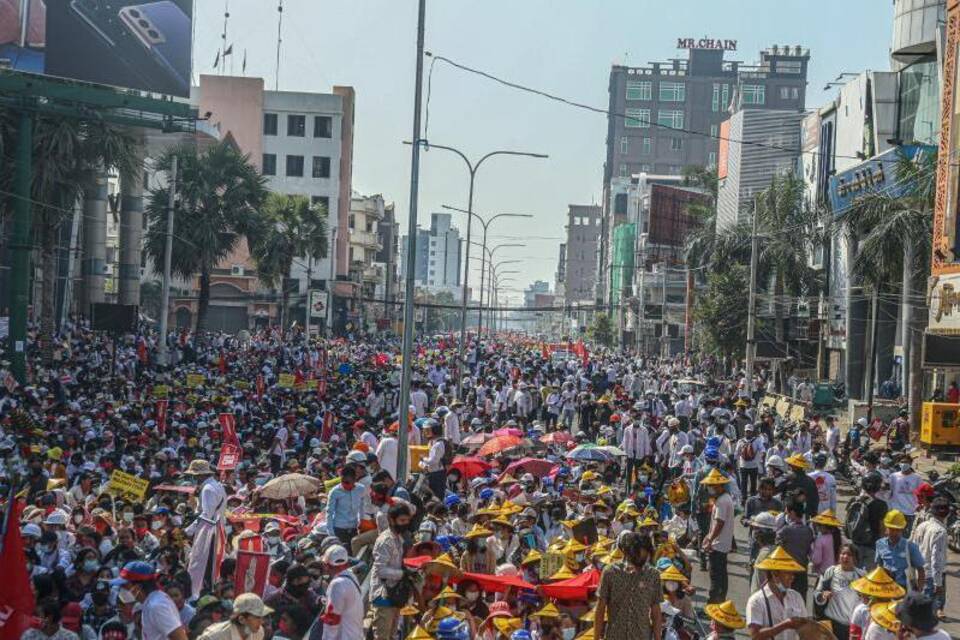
(0, 0), (193, 97)
(827, 144), (935, 215)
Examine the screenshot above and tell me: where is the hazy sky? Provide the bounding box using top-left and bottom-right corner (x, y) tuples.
(193, 1), (893, 303)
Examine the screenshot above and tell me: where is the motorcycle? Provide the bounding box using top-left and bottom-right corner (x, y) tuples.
(928, 469), (960, 552)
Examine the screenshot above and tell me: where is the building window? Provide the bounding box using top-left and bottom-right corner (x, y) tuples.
(777, 59), (803, 74)
(779, 86), (790, 100)
(619, 165), (629, 177)
(657, 109), (684, 130)
(670, 137), (683, 151)
(619, 136), (629, 154)
(791, 87), (800, 100)
(626, 80), (652, 101)
(624, 108), (651, 128)
(710, 124), (719, 138)
(287, 114), (306, 136)
(286, 155), (304, 177)
(310, 195), (329, 211)
(263, 113), (278, 136)
(639, 163), (652, 172)
(742, 84), (766, 105)
(314, 116), (332, 138)
(712, 84), (730, 112)
(641, 137), (652, 155)
(659, 81), (686, 102)
(262, 153), (277, 176)
(312, 156), (331, 178)
(708, 151), (717, 167)
(668, 165), (681, 174)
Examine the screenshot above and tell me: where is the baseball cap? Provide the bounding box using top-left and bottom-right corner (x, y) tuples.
(110, 561), (157, 586)
(232, 593), (273, 618)
(322, 545), (350, 567)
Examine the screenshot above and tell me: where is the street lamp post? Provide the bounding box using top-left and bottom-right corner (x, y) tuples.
(408, 141), (546, 397)
(443, 205), (531, 338)
(467, 239), (523, 336)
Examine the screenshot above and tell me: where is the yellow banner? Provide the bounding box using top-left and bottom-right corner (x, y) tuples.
(775, 398), (791, 417)
(278, 373), (295, 388)
(789, 405), (806, 422)
(761, 395), (778, 409)
(540, 551), (566, 580)
(153, 385), (169, 398)
(107, 470), (149, 502)
(186, 374), (205, 388)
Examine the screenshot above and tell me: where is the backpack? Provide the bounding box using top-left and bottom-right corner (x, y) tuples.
(845, 496), (873, 544)
(742, 439), (756, 461)
(438, 437), (456, 467)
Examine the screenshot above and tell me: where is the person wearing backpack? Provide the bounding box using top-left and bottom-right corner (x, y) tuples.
(418, 420), (449, 500)
(846, 472), (888, 570)
(735, 423), (765, 506)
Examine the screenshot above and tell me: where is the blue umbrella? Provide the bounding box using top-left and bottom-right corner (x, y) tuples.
(566, 444), (613, 462)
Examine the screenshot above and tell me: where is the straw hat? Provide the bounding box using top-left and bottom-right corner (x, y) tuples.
(498, 474), (518, 486)
(581, 605), (604, 623)
(810, 509), (842, 528)
(499, 500), (524, 516)
(784, 453), (810, 470)
(705, 600), (746, 630)
(399, 604), (421, 616)
(851, 567), (906, 599)
(424, 553), (462, 578)
(638, 515), (660, 529)
(754, 546), (805, 572)
(464, 524), (493, 539)
(581, 470), (599, 482)
(531, 602), (561, 618)
(870, 601), (901, 633)
(480, 601), (512, 628)
(475, 506), (502, 517)
(597, 485), (613, 496)
(427, 606), (454, 630)
(659, 564), (689, 583)
(521, 549), (542, 565)
(883, 509), (908, 530)
(563, 538), (587, 554)
(549, 565), (576, 580)
(489, 515), (514, 529)
(699, 468), (730, 486)
(430, 586), (463, 602)
(493, 617), (523, 636)
(183, 459), (215, 475)
(601, 547), (624, 564)
(575, 630), (595, 640)
(406, 625), (433, 640)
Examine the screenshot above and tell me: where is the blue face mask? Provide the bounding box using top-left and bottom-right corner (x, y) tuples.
(83, 559), (99, 573)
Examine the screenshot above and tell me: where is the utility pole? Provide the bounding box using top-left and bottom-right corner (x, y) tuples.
(397, 0), (426, 481)
(745, 199), (760, 397)
(864, 286), (879, 419)
(7, 110), (32, 383)
(157, 155), (177, 367)
(660, 263), (668, 358)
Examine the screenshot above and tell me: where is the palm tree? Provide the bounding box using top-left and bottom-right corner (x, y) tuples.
(144, 141), (267, 332)
(682, 166), (720, 271)
(836, 150), (936, 432)
(250, 193), (328, 333)
(0, 112), (141, 357)
(754, 173), (824, 342)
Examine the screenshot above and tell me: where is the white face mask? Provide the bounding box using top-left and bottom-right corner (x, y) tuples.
(664, 580), (679, 592)
(562, 628), (576, 640)
(122, 513), (134, 524)
(151, 521), (163, 531)
(465, 591), (479, 602)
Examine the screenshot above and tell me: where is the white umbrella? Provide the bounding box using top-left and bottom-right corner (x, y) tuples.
(259, 473), (323, 500)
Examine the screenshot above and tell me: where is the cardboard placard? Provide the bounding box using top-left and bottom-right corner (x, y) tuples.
(775, 398), (791, 417)
(186, 374), (205, 388)
(278, 373), (295, 388)
(218, 444), (241, 471)
(540, 551), (566, 579)
(153, 384), (169, 398)
(789, 405), (806, 422)
(107, 470), (149, 502)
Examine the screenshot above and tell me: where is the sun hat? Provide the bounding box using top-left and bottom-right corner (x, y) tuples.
(784, 453), (810, 470)
(498, 474), (518, 486)
(659, 564), (689, 583)
(562, 538), (587, 554)
(883, 509), (908, 530)
(406, 625), (433, 640)
(810, 509), (842, 528)
(754, 546), (805, 572)
(870, 601), (901, 633)
(493, 617), (523, 636)
(233, 593), (273, 617)
(705, 600), (746, 629)
(549, 565), (576, 580)
(480, 601), (513, 628)
(851, 567), (907, 599)
(464, 524), (493, 539)
(520, 549), (542, 565)
(530, 602), (561, 618)
(431, 585), (464, 602)
(489, 515), (514, 529)
(699, 468), (730, 486)
(183, 459), (214, 476)
(399, 604), (421, 616)
(581, 605), (603, 623)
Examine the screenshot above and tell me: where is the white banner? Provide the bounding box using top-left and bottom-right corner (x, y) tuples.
(928, 273), (960, 334)
(308, 290), (328, 319)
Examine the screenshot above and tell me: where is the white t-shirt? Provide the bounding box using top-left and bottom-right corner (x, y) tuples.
(270, 426), (288, 456)
(888, 471), (923, 515)
(746, 583), (806, 640)
(141, 590), (183, 640)
(322, 570), (364, 640)
(710, 492), (736, 553)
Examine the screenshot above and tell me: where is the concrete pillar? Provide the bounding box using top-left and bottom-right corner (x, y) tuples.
(81, 170), (108, 314)
(118, 167), (145, 306)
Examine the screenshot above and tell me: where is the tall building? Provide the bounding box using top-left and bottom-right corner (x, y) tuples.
(563, 205), (601, 305)
(400, 213), (462, 296)
(177, 75), (355, 333)
(376, 203), (400, 324)
(348, 194), (385, 330)
(716, 109), (806, 230)
(600, 43), (810, 302)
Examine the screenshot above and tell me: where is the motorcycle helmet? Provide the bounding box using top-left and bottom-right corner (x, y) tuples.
(436, 616), (470, 640)
(862, 472), (883, 493)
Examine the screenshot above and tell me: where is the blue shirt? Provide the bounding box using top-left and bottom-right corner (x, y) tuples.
(875, 536), (924, 587)
(326, 483), (365, 534)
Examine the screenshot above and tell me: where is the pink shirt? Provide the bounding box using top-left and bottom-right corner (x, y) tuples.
(810, 532), (835, 575)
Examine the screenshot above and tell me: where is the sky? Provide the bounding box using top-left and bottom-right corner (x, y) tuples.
(192, 0), (894, 304)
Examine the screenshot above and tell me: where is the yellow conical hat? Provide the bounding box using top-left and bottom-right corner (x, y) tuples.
(563, 538), (587, 553)
(704, 600), (746, 630)
(464, 523), (493, 539)
(754, 546), (805, 572)
(699, 468), (730, 485)
(399, 604), (421, 616)
(521, 549), (542, 565)
(659, 564), (689, 583)
(550, 565), (576, 580)
(406, 625), (433, 640)
(430, 586), (463, 602)
(810, 509), (842, 528)
(493, 617), (522, 635)
(851, 567), (906, 599)
(870, 601), (901, 632)
(531, 602), (561, 618)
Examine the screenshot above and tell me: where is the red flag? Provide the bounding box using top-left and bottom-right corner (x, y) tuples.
(218, 413), (240, 449)
(304, 351), (313, 369)
(156, 399), (168, 435)
(219, 352), (228, 374)
(255, 374), (265, 400)
(0, 498), (37, 640)
(137, 338), (148, 364)
(541, 343), (548, 359)
(294, 369), (305, 387)
(321, 412), (334, 442)
(318, 379), (327, 398)
(234, 534), (271, 596)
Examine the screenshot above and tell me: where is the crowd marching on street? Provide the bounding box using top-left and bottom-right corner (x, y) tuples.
(0, 321), (954, 640)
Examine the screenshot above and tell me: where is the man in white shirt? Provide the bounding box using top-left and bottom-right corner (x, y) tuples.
(375, 426), (399, 481)
(746, 561), (808, 640)
(621, 419), (652, 487)
(318, 546), (363, 640)
(808, 453), (837, 514)
(269, 422), (289, 474)
(701, 470), (735, 604)
(111, 561), (187, 640)
(889, 461), (924, 534)
(410, 383), (429, 418)
(418, 422), (447, 499)
(910, 498), (949, 618)
(439, 405), (461, 446)
(735, 424), (765, 505)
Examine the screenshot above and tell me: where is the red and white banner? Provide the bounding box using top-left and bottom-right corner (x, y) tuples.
(156, 400), (169, 435)
(234, 534), (271, 596)
(218, 413), (240, 449)
(217, 443), (241, 472)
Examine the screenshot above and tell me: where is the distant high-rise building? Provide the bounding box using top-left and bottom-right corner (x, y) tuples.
(563, 205), (601, 305)
(400, 213), (462, 296)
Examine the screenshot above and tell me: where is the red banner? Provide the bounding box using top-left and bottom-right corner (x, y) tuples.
(321, 412), (334, 442)
(256, 374), (265, 400)
(218, 444), (241, 472)
(234, 534), (271, 597)
(0, 500), (36, 640)
(318, 379), (327, 398)
(218, 413), (240, 449)
(156, 399), (168, 435)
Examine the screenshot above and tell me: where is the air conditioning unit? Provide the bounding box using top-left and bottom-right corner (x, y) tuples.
(231, 265), (245, 276)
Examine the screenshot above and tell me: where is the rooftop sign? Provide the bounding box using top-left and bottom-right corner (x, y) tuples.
(677, 37), (737, 51)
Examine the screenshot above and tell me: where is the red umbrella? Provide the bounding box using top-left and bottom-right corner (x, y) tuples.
(539, 568), (601, 601)
(502, 457), (556, 478)
(539, 431), (573, 445)
(478, 434), (523, 457)
(493, 427), (522, 438)
(449, 455), (493, 479)
(461, 432), (491, 448)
